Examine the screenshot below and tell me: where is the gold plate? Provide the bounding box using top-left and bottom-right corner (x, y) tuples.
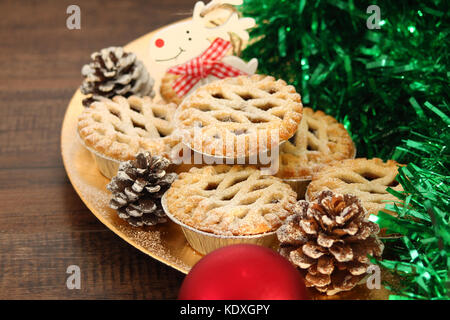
(61, 19), (392, 300)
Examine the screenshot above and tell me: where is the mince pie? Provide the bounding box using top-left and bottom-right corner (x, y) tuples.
(175, 75), (303, 158)
(77, 96), (176, 178)
(78, 96), (176, 161)
(165, 165), (297, 236)
(306, 158), (403, 216)
(278, 108), (355, 179)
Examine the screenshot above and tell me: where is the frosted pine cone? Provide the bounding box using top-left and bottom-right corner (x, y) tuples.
(81, 46), (155, 106)
(277, 190), (384, 295)
(107, 152), (176, 227)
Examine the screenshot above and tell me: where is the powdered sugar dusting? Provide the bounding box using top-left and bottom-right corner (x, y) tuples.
(116, 224), (190, 272)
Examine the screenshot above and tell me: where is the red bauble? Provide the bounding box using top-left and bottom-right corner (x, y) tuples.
(178, 244), (308, 300)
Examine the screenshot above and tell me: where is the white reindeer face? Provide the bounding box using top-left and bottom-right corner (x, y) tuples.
(148, 1), (254, 72)
(149, 21), (211, 68)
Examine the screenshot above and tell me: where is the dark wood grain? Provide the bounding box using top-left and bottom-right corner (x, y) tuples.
(0, 0), (198, 300)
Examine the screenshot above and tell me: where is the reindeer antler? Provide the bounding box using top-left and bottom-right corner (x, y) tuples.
(213, 13), (254, 41)
(193, 0), (242, 20)
(193, 1), (254, 41)
(202, 0), (243, 15)
(193, 2), (207, 23)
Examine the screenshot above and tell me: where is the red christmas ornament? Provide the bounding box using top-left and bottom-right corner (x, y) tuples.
(178, 244), (309, 300)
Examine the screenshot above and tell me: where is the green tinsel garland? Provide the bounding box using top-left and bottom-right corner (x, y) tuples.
(238, 0), (449, 300)
(371, 99), (449, 300)
(239, 0), (449, 159)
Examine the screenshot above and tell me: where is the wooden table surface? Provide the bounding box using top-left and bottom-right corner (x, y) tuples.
(0, 0), (199, 300)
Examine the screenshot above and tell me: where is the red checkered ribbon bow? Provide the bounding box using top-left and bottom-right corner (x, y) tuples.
(167, 38), (247, 97)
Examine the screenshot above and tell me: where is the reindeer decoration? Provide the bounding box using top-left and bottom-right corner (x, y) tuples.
(148, 0), (256, 80)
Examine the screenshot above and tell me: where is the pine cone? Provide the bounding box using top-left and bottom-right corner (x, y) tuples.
(277, 190), (384, 295)
(107, 152), (177, 227)
(81, 46), (155, 107)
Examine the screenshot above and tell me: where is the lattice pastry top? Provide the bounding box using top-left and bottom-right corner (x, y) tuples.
(175, 75), (303, 157)
(277, 108), (355, 179)
(166, 165), (297, 236)
(306, 158), (404, 216)
(77, 96), (176, 161)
